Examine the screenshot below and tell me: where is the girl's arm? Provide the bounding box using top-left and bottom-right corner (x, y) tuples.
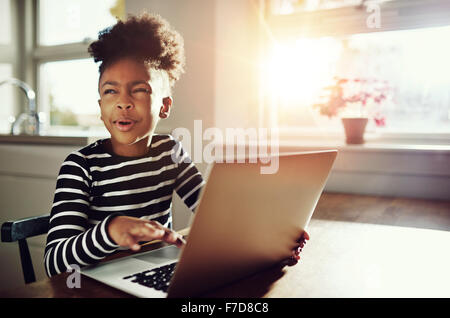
(44, 152), (120, 277)
(172, 140), (205, 213)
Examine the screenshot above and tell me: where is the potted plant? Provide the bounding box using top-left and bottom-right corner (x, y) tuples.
(313, 77), (390, 144)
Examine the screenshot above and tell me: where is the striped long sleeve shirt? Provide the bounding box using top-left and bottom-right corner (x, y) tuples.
(44, 134), (204, 277)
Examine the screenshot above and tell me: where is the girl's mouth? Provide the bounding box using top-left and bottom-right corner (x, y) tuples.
(113, 119), (137, 132)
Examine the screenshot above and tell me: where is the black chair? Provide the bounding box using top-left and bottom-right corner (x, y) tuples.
(1, 214), (50, 284)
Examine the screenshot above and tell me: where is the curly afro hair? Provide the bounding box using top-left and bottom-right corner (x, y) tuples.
(88, 12), (185, 88)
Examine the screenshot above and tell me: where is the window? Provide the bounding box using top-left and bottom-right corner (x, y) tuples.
(0, 63), (14, 133)
(38, 58), (104, 134)
(35, 0), (125, 135)
(0, 0), (11, 45)
(0, 0), (13, 134)
(263, 0), (450, 137)
(38, 0), (120, 46)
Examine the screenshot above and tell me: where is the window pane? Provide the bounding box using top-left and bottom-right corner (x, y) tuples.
(38, 0), (122, 46)
(39, 59), (105, 132)
(0, 0), (11, 45)
(0, 63), (14, 133)
(265, 25), (450, 133)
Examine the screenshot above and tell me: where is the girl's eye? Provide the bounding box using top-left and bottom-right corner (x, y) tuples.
(103, 89), (116, 95)
(133, 88), (150, 94)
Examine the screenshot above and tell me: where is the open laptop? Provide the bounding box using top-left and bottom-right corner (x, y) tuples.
(81, 150), (337, 297)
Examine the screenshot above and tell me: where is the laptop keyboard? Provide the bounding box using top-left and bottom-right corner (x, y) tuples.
(123, 262), (178, 292)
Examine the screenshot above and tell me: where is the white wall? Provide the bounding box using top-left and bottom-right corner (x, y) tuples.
(0, 144), (79, 292)
(213, 0), (262, 130)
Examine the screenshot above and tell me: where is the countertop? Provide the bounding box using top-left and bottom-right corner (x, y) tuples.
(0, 134), (98, 146)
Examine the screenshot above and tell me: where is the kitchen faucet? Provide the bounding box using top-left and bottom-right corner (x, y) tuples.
(0, 78), (40, 135)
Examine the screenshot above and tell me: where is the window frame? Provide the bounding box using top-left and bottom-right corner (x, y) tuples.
(0, 0), (32, 119)
(0, 0), (15, 118)
(31, 0), (122, 135)
(35, 0), (90, 132)
(261, 0), (450, 144)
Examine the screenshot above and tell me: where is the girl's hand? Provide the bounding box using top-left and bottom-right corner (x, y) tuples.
(107, 216), (185, 251)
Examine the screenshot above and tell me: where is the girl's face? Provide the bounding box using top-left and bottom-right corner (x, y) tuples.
(98, 58), (171, 156)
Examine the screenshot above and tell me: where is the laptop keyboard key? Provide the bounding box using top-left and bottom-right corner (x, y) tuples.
(124, 262), (178, 292)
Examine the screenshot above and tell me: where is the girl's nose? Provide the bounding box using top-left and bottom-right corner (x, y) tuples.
(116, 95), (134, 110)
(117, 104), (134, 110)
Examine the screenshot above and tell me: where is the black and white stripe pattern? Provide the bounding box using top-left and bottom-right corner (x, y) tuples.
(44, 134), (204, 277)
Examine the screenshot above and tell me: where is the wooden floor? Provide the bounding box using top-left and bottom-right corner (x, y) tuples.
(313, 192), (450, 232)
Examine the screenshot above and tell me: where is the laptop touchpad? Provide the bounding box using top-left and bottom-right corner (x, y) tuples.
(134, 245), (181, 264)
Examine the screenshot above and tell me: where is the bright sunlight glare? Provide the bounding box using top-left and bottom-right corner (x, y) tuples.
(265, 37), (342, 107)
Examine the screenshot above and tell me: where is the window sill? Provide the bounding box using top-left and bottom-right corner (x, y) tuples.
(276, 129), (450, 154)
(277, 139), (450, 154)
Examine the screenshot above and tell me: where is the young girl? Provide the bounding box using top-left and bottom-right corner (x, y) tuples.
(44, 13), (204, 277)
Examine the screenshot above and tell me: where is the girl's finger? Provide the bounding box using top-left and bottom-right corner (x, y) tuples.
(148, 220), (164, 230)
(303, 231), (310, 240)
(142, 223), (165, 239)
(123, 233), (140, 251)
(164, 230), (186, 246)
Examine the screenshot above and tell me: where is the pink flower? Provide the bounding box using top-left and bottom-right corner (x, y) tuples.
(374, 116), (386, 127)
(314, 77), (391, 126)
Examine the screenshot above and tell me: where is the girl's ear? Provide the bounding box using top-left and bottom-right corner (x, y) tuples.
(159, 96), (173, 119)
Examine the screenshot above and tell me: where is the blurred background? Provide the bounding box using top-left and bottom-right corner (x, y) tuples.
(0, 0), (449, 292)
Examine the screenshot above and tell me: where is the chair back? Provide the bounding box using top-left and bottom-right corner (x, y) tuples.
(1, 214), (50, 284)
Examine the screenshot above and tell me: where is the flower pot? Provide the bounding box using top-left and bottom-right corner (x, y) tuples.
(341, 117), (368, 144)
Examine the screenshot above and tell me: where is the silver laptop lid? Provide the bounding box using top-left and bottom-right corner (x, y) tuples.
(168, 150), (337, 297)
